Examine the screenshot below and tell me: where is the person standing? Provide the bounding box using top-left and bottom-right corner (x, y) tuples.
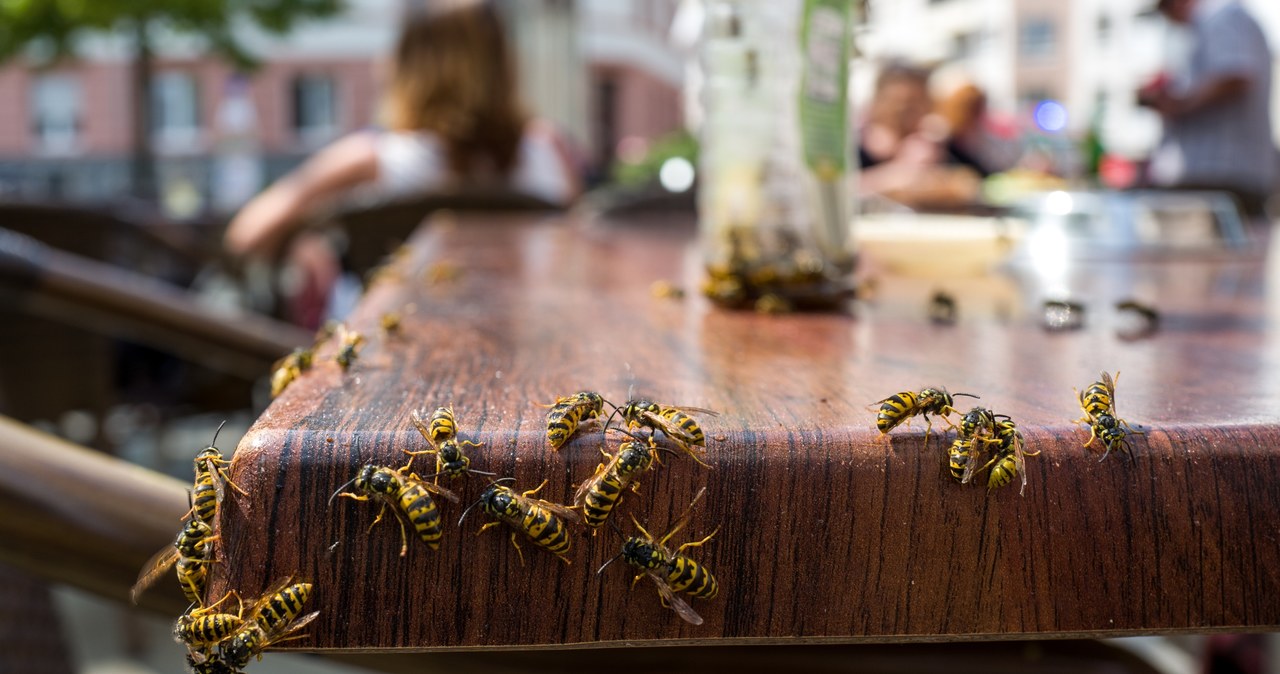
(1139, 0), (1277, 216)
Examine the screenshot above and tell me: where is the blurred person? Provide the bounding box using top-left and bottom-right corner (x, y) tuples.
(857, 62), (983, 208)
(1138, 0), (1276, 216)
(934, 81), (1021, 178)
(224, 0), (580, 324)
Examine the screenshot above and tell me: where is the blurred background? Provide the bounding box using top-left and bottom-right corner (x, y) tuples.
(1, 0), (1278, 672)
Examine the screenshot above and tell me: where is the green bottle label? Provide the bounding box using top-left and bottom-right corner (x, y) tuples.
(799, 0), (850, 178)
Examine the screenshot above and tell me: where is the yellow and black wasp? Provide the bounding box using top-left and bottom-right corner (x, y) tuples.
(270, 347), (314, 398)
(873, 387), (977, 441)
(947, 406), (1001, 484)
(574, 430), (669, 530)
(330, 464), (459, 556)
(186, 652), (237, 674)
(607, 398), (718, 468)
(947, 436), (983, 484)
(174, 590), (244, 655)
(131, 515), (217, 605)
(981, 415), (1041, 494)
(334, 324), (365, 371)
(460, 478), (580, 565)
(405, 407), (491, 481)
(1075, 371), (1143, 461)
(218, 578), (319, 670)
(598, 487), (719, 626)
(188, 422), (246, 526)
(380, 311), (402, 335)
(543, 391), (607, 450)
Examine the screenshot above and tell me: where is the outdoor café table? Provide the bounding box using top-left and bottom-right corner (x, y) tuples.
(213, 211), (1280, 651)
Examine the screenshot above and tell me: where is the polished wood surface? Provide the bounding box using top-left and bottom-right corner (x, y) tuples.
(0, 416), (192, 616)
(214, 212), (1280, 650)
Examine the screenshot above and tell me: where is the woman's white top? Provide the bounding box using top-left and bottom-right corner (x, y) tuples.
(373, 125), (574, 206)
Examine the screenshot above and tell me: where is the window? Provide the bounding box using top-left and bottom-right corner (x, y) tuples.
(1019, 19), (1057, 58)
(31, 74), (81, 154)
(151, 71), (201, 151)
(292, 74), (339, 145)
(1097, 14), (1112, 44)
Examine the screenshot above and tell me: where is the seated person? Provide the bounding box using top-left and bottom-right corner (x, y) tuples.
(857, 62), (982, 209)
(225, 0), (581, 260)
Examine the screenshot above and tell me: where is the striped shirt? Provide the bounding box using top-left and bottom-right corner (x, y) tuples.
(1148, 0), (1277, 195)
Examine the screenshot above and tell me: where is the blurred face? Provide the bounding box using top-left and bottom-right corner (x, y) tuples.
(871, 78), (931, 136)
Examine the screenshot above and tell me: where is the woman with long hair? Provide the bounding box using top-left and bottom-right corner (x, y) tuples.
(225, 0), (580, 258)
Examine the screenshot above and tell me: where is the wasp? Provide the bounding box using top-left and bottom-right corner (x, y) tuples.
(219, 579), (319, 670)
(544, 391), (606, 450)
(607, 398), (718, 468)
(131, 516), (216, 605)
(174, 590), (244, 654)
(334, 324), (364, 371)
(598, 487), (719, 626)
(404, 407), (490, 481)
(380, 312), (402, 335)
(574, 431), (667, 530)
(1075, 371), (1143, 461)
(188, 421), (247, 526)
(873, 387), (976, 441)
(186, 652), (237, 674)
(947, 436), (983, 484)
(460, 478), (580, 565)
(330, 464), (459, 556)
(270, 347), (314, 397)
(980, 416), (1041, 494)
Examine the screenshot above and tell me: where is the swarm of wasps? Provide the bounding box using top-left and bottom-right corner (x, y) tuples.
(873, 387), (1040, 495)
(327, 391), (722, 625)
(131, 423), (317, 673)
(874, 371), (1144, 495)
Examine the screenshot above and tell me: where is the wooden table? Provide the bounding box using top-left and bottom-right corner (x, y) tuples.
(214, 211), (1280, 652)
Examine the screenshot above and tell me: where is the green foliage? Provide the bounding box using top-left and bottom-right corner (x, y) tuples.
(611, 129), (699, 188)
(0, 0), (344, 69)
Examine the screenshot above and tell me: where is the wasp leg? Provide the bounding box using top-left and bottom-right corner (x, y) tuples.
(630, 574), (644, 590)
(522, 479), (549, 499)
(399, 449), (433, 473)
(366, 503), (389, 534)
(457, 439), (484, 449)
(338, 493), (369, 502)
(478, 521), (501, 535)
(215, 466), (249, 496)
(1083, 424), (1100, 449)
(508, 533), (526, 566)
(675, 526), (721, 554)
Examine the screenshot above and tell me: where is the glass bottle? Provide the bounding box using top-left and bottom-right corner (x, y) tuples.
(699, 0), (855, 313)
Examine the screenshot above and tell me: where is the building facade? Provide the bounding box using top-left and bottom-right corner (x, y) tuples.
(0, 0), (686, 213)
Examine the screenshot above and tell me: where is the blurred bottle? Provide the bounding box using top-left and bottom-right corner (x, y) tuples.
(699, 0), (855, 313)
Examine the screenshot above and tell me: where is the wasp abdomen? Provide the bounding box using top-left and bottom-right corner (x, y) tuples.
(670, 557), (718, 599)
(523, 506), (571, 554)
(400, 485), (445, 548)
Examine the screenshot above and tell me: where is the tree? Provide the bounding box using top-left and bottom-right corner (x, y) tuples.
(0, 0), (344, 202)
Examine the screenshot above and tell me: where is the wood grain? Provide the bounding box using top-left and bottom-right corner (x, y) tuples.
(213, 212), (1280, 650)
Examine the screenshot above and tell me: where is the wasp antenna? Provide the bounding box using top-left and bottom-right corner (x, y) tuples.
(468, 469), (498, 477)
(457, 497), (485, 527)
(596, 552), (624, 575)
(327, 474), (363, 506)
(209, 420), (228, 448)
(953, 392), (981, 400)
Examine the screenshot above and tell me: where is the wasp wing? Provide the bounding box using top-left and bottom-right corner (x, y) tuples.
(645, 571), (703, 626)
(402, 471), (460, 503)
(408, 409), (442, 450)
(532, 497), (581, 524)
(572, 454), (615, 507)
(131, 545), (180, 604)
